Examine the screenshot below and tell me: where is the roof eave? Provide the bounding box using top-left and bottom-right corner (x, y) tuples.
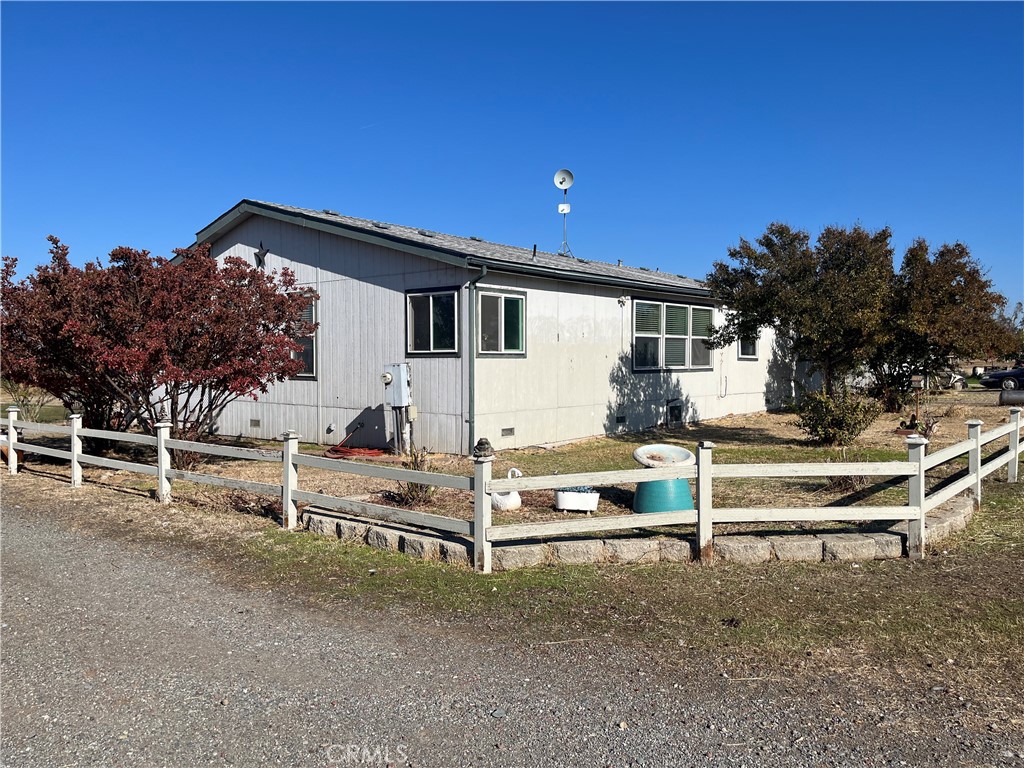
(465, 258), (710, 299)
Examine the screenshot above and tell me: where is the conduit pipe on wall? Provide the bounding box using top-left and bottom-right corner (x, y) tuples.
(466, 265), (488, 452)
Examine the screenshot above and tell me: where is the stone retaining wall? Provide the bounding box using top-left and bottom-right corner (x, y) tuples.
(300, 495), (975, 571)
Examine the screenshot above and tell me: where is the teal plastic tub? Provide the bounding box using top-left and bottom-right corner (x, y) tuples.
(633, 478), (694, 513)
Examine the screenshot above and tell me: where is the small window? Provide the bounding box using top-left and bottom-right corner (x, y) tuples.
(479, 292), (524, 354)
(407, 290), (458, 353)
(739, 336), (757, 360)
(690, 307), (713, 368)
(292, 296), (316, 378)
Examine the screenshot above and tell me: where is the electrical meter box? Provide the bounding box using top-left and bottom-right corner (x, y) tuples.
(382, 363), (412, 407)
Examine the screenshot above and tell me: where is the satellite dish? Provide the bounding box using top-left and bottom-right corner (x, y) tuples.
(553, 169), (574, 190)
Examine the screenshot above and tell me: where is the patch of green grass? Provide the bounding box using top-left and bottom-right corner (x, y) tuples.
(1, 402), (68, 424)
(943, 477), (1024, 554)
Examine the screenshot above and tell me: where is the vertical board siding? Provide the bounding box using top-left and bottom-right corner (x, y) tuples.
(209, 218), (469, 453)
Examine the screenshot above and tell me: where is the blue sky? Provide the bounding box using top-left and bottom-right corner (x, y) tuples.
(3, 2), (1022, 308)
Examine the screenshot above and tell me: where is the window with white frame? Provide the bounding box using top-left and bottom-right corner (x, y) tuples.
(633, 300), (714, 370)
(738, 336), (758, 359)
(407, 290), (458, 353)
(690, 306), (713, 367)
(291, 296), (316, 378)
(479, 292), (524, 354)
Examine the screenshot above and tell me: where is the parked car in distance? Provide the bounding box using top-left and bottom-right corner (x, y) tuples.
(978, 367), (1024, 390)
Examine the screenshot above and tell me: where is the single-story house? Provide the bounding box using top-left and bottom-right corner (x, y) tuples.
(192, 200), (781, 455)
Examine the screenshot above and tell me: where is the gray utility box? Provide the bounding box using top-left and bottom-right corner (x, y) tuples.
(383, 363), (412, 407)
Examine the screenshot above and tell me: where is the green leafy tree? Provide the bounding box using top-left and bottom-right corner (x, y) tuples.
(706, 222), (893, 397)
(996, 301), (1024, 366)
(868, 240), (1013, 410)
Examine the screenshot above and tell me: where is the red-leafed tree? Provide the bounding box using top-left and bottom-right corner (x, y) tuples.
(2, 237), (316, 459)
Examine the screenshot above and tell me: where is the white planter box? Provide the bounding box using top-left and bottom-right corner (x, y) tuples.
(555, 490), (600, 512)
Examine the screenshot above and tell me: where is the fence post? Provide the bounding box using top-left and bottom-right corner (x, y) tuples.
(281, 431), (300, 530)
(696, 441), (715, 563)
(155, 421), (172, 503)
(1008, 408), (1021, 484)
(966, 419), (984, 507)
(6, 406), (19, 475)
(906, 436), (929, 560)
(472, 438), (495, 574)
(69, 414), (83, 488)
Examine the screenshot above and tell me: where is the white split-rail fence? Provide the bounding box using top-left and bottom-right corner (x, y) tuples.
(2, 406), (1020, 574)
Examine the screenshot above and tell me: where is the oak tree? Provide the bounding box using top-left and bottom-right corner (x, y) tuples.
(705, 222), (893, 398)
(868, 240), (1013, 410)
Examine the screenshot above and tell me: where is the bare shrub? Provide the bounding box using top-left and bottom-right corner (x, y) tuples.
(385, 444), (436, 507)
(1, 380), (52, 423)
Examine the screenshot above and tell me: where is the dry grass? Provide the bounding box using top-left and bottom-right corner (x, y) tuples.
(10, 390), (1014, 537)
(4, 388), (1022, 722)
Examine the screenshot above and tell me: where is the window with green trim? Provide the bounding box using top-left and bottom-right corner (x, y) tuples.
(479, 292), (525, 354)
(633, 300), (715, 370)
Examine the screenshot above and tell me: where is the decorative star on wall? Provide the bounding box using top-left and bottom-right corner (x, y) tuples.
(254, 241), (269, 269)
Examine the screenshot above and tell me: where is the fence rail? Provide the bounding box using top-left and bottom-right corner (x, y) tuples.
(164, 439), (282, 462)
(709, 506), (916, 523)
(80, 428), (156, 446)
(923, 438), (974, 470)
(80, 453), (158, 476)
(3, 405), (1021, 573)
(711, 461), (917, 479)
(293, 489), (474, 536)
(12, 420), (72, 435)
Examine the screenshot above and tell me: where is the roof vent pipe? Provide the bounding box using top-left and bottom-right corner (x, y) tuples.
(532, 244), (537, 263)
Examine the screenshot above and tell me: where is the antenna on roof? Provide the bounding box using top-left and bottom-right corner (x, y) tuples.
(553, 169), (574, 257)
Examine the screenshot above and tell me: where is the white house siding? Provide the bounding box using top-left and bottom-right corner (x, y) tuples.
(208, 216), (470, 454)
(473, 273), (776, 451)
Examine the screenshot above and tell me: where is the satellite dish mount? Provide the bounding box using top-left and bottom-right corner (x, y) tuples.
(553, 169), (574, 257)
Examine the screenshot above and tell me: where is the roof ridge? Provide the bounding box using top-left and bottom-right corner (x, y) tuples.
(234, 199), (707, 295)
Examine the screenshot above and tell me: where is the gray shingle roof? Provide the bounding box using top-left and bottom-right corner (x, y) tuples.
(197, 200), (709, 298)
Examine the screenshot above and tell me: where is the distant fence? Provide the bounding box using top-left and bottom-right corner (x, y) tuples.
(3, 406), (1020, 574)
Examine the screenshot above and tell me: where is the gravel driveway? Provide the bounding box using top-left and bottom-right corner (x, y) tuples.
(1, 482), (1020, 768)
